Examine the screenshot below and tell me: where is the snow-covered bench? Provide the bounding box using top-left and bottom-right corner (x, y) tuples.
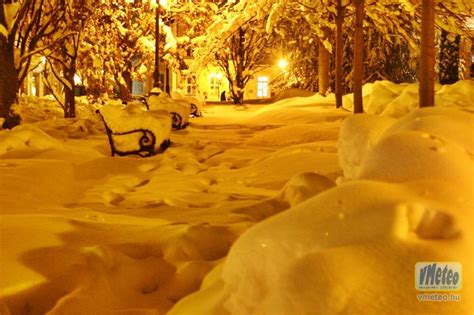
(171, 90), (205, 117)
(96, 103), (172, 157)
(147, 89), (190, 130)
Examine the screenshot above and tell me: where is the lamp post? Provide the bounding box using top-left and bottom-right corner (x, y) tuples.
(153, 0), (161, 89)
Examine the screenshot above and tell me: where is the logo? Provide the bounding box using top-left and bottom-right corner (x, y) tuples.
(415, 262), (462, 291)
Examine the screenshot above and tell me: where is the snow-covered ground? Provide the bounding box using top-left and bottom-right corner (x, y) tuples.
(0, 81), (473, 314)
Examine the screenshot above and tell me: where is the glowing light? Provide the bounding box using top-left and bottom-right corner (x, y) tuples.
(74, 74), (82, 85)
(216, 73), (223, 80)
(278, 58), (288, 69)
(31, 86), (37, 96)
(150, 0), (168, 8)
(467, 17), (474, 29)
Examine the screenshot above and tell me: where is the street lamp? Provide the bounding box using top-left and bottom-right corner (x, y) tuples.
(278, 58), (288, 70)
(152, 0), (168, 90)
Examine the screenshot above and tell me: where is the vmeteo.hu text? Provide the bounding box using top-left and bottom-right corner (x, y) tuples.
(415, 262), (462, 291)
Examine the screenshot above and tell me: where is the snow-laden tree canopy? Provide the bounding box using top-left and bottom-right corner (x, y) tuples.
(190, 0), (472, 93)
(77, 0), (156, 101)
(162, 1), (218, 70)
(1, 0), (73, 127)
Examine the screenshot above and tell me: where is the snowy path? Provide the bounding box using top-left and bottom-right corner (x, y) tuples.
(0, 103), (348, 314)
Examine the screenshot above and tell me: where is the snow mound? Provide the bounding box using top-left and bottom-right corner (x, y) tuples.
(276, 172), (335, 207)
(170, 106), (473, 315)
(172, 180), (472, 315)
(216, 180), (472, 315)
(272, 88), (315, 102)
(337, 114), (396, 179)
(436, 80), (474, 109)
(31, 118), (104, 140)
(45, 223), (236, 315)
(14, 96), (100, 123)
(382, 87), (420, 117)
(261, 93), (335, 112)
(0, 124), (62, 156)
(339, 107), (474, 186)
(342, 80), (474, 116)
(364, 82), (398, 114)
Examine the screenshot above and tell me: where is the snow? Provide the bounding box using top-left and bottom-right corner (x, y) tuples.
(337, 114), (397, 179)
(0, 24), (7, 38)
(171, 105), (473, 315)
(148, 93), (190, 128)
(343, 80), (474, 117)
(1, 82), (473, 314)
(170, 90), (205, 116)
(0, 124), (63, 156)
(3, 2), (20, 31)
(98, 102), (171, 153)
(272, 88), (316, 102)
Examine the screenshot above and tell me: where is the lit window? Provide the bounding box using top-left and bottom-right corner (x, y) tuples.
(186, 75), (196, 95)
(257, 76), (269, 98)
(209, 73), (219, 90)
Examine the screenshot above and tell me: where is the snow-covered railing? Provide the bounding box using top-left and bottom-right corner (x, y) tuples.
(96, 103), (172, 157)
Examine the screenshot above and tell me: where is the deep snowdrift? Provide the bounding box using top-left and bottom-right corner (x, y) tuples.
(170, 107), (473, 315)
(342, 80), (474, 116)
(1, 81), (473, 315)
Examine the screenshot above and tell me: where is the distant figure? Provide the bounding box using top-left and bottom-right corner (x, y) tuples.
(220, 91), (226, 101)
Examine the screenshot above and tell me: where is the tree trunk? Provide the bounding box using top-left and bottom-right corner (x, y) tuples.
(165, 65), (170, 94)
(120, 69), (132, 102)
(231, 27), (245, 105)
(318, 39), (330, 96)
(230, 81), (244, 105)
(335, 0), (344, 108)
(0, 42), (21, 128)
(353, 0), (365, 114)
(63, 65), (76, 118)
(117, 83), (130, 103)
(419, 0), (435, 107)
(460, 37), (472, 79)
(439, 29), (460, 84)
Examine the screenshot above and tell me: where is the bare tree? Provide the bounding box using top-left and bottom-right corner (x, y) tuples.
(0, 0), (67, 128)
(44, 1), (94, 118)
(215, 24), (270, 104)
